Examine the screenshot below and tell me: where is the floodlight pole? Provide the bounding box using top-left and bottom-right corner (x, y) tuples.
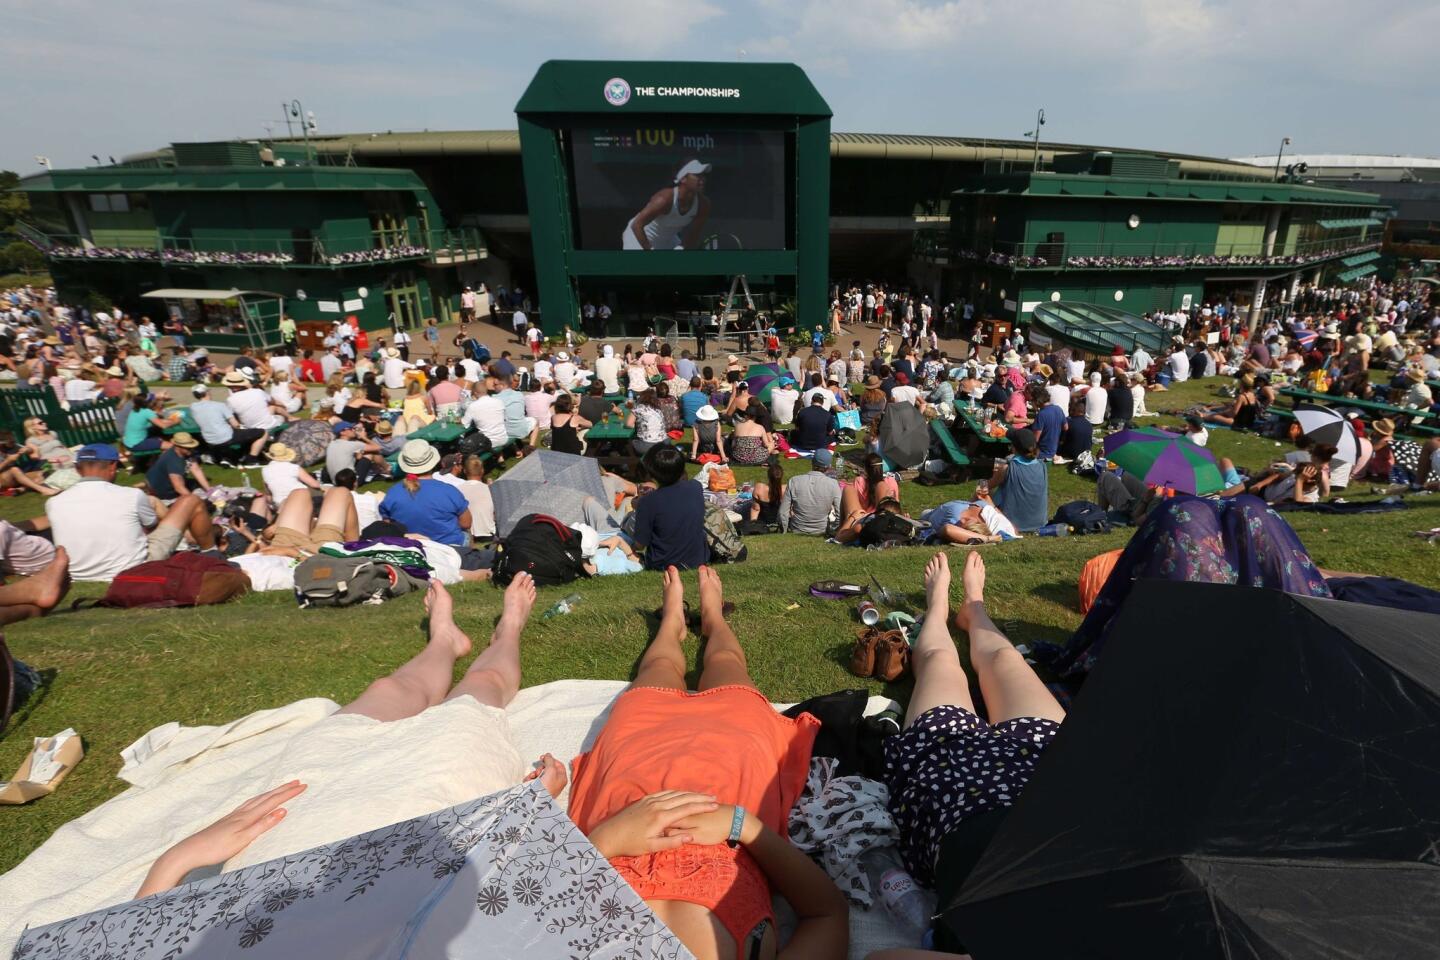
(1031, 109), (1046, 172)
(1272, 137), (1291, 182)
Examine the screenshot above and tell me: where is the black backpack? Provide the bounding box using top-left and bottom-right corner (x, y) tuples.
(1051, 500), (1112, 535)
(456, 431), (494, 458)
(492, 514), (590, 587)
(857, 510), (920, 547)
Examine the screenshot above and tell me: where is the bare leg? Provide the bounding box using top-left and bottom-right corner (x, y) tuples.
(957, 552), (1066, 725)
(0, 546), (70, 625)
(271, 488), (315, 535)
(159, 494), (217, 550)
(338, 579), (474, 721)
(315, 485), (360, 540)
(840, 483), (863, 520)
(3, 468), (57, 496)
(632, 566), (688, 690)
(696, 565), (755, 692)
(1416, 439), (1440, 487)
(447, 571), (535, 708)
(905, 552), (975, 727)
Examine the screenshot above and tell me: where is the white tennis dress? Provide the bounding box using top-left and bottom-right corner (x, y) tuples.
(622, 186), (698, 250)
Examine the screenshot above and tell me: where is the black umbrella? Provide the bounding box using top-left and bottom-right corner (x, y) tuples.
(944, 580), (1440, 959)
(1293, 402), (1362, 464)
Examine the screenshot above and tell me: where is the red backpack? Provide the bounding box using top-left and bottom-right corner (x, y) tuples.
(94, 553), (250, 609)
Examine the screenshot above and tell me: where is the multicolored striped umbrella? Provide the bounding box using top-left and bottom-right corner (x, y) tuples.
(743, 362), (786, 403)
(1101, 427), (1225, 495)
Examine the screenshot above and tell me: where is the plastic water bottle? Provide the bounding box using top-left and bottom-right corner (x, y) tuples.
(241, 471), (253, 491)
(1036, 522), (1071, 537)
(541, 593), (583, 621)
(861, 847), (934, 940)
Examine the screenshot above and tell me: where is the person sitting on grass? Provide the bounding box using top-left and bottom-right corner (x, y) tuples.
(0, 531), (69, 626)
(121, 392), (182, 455)
(134, 575), (568, 893)
(790, 392), (835, 454)
(144, 431), (210, 503)
(779, 448), (841, 536)
(630, 444), (708, 571)
(880, 552), (1066, 952)
(565, 565), (848, 960)
(1188, 374), (1259, 429)
(983, 428), (1048, 533)
(257, 486), (360, 558)
(690, 404), (725, 463)
(380, 441), (472, 549)
(46, 443), (217, 582)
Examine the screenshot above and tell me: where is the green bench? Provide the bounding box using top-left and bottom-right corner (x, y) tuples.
(1279, 388), (1437, 425)
(930, 420), (972, 468)
(0, 387), (122, 447)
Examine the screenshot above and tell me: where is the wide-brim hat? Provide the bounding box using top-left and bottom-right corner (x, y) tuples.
(374, 420), (393, 436)
(222, 370), (250, 388)
(105, 366), (123, 377)
(43, 335), (59, 345)
(556, 352), (570, 361)
(1003, 350), (1021, 364)
(1403, 364), (1426, 383)
(1036, 363), (1053, 378)
(384, 347), (400, 359)
(397, 439), (440, 474)
(696, 404), (719, 422)
(170, 431), (199, 449)
(864, 376), (881, 388)
(1371, 418), (1395, 437)
(266, 443), (297, 462)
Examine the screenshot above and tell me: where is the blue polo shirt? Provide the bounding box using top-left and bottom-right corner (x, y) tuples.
(1033, 404), (1066, 460)
(379, 479), (470, 546)
(680, 390), (709, 426)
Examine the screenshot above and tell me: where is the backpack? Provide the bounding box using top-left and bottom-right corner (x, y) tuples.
(456, 431), (494, 458)
(1051, 500), (1113, 535)
(95, 553), (250, 609)
(293, 555), (424, 607)
(492, 514), (589, 587)
(703, 502), (748, 563)
(857, 510), (920, 547)
(708, 466), (737, 493)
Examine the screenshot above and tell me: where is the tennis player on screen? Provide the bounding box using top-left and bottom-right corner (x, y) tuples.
(622, 158), (712, 250)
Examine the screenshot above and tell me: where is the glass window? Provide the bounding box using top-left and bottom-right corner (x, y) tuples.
(107, 193), (129, 212)
(88, 193), (111, 212)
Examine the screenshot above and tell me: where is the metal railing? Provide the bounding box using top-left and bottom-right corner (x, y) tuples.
(947, 234), (1379, 270)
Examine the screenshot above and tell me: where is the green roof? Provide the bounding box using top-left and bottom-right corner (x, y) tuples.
(1317, 218), (1382, 229)
(17, 164), (430, 193)
(1339, 250), (1381, 268)
(1030, 301), (1169, 354)
(955, 172), (1380, 207)
(1336, 264), (1379, 283)
(515, 60), (831, 117)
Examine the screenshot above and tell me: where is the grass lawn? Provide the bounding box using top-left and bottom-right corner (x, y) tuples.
(2, 377), (1437, 873)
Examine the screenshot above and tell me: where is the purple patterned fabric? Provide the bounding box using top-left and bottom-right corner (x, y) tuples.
(1040, 495), (1332, 678)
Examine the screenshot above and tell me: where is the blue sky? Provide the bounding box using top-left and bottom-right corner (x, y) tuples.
(5, 0), (1438, 174)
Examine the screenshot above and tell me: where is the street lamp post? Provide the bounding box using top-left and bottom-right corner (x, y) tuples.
(288, 100), (317, 164)
(1024, 109), (1047, 172)
(1272, 136), (1291, 182)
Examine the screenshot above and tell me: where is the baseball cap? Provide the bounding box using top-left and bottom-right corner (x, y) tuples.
(332, 421), (356, 435)
(673, 159), (712, 183)
(76, 443), (121, 463)
(192, 384), (209, 396)
(1006, 428), (1038, 454)
(813, 448), (834, 467)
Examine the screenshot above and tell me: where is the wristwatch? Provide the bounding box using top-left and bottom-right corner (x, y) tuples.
(726, 805), (746, 849)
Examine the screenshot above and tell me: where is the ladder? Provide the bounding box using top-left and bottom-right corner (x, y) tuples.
(717, 275), (756, 343)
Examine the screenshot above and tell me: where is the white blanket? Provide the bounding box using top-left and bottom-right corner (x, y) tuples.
(0, 680), (907, 959)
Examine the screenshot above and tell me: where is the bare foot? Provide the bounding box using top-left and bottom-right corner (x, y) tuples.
(923, 551), (950, 615)
(424, 580), (472, 658)
(697, 564), (724, 623)
(522, 753), (568, 800)
(500, 571), (537, 626)
(952, 550), (986, 633)
(661, 565), (685, 620)
(21, 546), (71, 612)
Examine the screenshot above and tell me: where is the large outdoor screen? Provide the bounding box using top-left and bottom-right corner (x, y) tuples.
(569, 127), (786, 251)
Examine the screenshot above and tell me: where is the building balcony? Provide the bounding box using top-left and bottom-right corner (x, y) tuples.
(947, 235), (1380, 272)
(19, 224), (434, 269)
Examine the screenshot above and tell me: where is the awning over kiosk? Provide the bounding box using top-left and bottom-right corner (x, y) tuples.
(1030, 301), (1170, 355)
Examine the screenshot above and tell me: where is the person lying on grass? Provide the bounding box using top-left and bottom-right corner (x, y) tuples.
(134, 574), (566, 897)
(564, 564), (849, 960)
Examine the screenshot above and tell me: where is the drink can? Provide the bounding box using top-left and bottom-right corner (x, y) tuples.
(858, 600), (880, 626)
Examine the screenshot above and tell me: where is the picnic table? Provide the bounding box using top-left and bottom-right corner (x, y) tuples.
(406, 420), (466, 445)
(584, 416), (639, 476)
(954, 406), (1012, 451)
(1278, 388), (1437, 426)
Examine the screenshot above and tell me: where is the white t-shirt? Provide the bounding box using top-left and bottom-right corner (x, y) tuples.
(382, 357), (411, 390)
(352, 490), (381, 531)
(462, 395), (509, 447)
(232, 553), (299, 592)
(269, 355), (294, 378)
(1045, 385), (1071, 409)
(525, 327), (541, 347)
(459, 358), (483, 383)
(46, 478), (156, 582)
(771, 387), (800, 424)
(227, 388), (280, 430)
(1067, 359), (1086, 383)
(1185, 427), (1209, 447)
(889, 385), (920, 406)
(1166, 352), (1190, 383)
(803, 386), (836, 411)
(1085, 387), (1108, 425)
(553, 362), (579, 389)
(262, 460), (308, 504)
(533, 359), (553, 383)
(595, 356), (623, 393)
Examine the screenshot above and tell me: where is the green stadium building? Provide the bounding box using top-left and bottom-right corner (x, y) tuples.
(10, 61), (1384, 346)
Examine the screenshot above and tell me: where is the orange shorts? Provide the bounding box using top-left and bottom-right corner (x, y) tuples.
(568, 685), (819, 951)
